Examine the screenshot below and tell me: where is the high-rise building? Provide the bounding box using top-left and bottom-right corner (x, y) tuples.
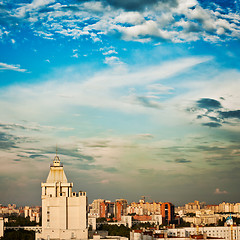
(99, 201), (115, 218)
(36, 154), (88, 240)
(100, 202), (108, 218)
(89, 199), (105, 217)
(115, 199), (127, 221)
(161, 202), (174, 224)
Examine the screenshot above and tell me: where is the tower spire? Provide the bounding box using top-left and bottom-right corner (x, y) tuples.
(53, 144), (60, 165)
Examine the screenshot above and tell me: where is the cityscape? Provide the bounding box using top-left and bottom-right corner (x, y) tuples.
(1, 0), (240, 239)
(1, 155), (240, 239)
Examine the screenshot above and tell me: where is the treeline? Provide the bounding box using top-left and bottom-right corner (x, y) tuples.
(0, 229), (35, 240)
(98, 224), (130, 238)
(5, 216), (39, 227)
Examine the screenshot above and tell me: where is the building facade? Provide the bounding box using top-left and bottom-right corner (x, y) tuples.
(36, 155), (88, 240)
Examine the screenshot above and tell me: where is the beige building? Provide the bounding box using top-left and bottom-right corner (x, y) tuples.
(0, 217), (3, 238)
(168, 226), (240, 240)
(36, 155), (88, 240)
(182, 214), (220, 225)
(89, 199), (105, 218)
(127, 201), (161, 216)
(24, 206), (41, 223)
(131, 226), (240, 240)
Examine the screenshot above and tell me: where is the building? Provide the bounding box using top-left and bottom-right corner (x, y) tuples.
(167, 226), (240, 240)
(100, 201), (115, 218)
(185, 201), (201, 211)
(88, 217), (97, 231)
(161, 202), (174, 224)
(131, 225), (240, 240)
(90, 199), (105, 218)
(115, 199), (128, 221)
(24, 206), (41, 223)
(127, 201), (162, 216)
(36, 154), (88, 240)
(0, 217), (3, 238)
(130, 229), (224, 240)
(182, 214), (221, 225)
(92, 235), (127, 240)
(0, 204), (20, 216)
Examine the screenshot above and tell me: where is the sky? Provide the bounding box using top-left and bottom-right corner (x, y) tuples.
(0, 0), (240, 206)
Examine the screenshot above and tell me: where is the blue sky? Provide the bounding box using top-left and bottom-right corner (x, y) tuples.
(0, 0), (240, 206)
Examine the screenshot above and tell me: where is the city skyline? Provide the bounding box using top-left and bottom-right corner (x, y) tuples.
(0, 0), (240, 206)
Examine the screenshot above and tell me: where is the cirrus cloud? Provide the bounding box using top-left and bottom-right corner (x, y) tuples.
(0, 62), (27, 73)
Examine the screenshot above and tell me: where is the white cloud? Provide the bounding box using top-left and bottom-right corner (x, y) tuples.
(82, 1), (105, 12)
(72, 53), (79, 58)
(102, 49), (118, 55)
(147, 84), (173, 97)
(0, 56), (210, 126)
(0, 62), (27, 72)
(136, 133), (154, 139)
(115, 11), (145, 25)
(104, 56), (123, 66)
(115, 20), (172, 41)
(8, 0), (240, 43)
(34, 30), (54, 40)
(214, 188), (228, 194)
(14, 0), (56, 18)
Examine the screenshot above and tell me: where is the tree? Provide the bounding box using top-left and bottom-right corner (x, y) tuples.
(97, 224), (130, 238)
(1, 229), (35, 240)
(5, 216), (38, 227)
(97, 217), (107, 223)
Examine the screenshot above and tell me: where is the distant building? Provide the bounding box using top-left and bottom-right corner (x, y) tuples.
(36, 154), (88, 240)
(24, 206), (41, 223)
(131, 225), (240, 240)
(0, 204), (20, 216)
(88, 217), (97, 230)
(100, 201), (115, 218)
(168, 226), (240, 240)
(0, 217), (3, 238)
(115, 199), (128, 221)
(90, 199), (105, 218)
(127, 201), (162, 216)
(185, 201), (201, 211)
(182, 214), (221, 225)
(161, 202), (174, 224)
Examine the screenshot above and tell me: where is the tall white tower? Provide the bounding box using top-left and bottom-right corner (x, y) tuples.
(36, 154), (88, 240)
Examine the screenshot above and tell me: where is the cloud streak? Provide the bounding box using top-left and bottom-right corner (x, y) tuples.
(0, 62), (27, 72)
(0, 57), (209, 122)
